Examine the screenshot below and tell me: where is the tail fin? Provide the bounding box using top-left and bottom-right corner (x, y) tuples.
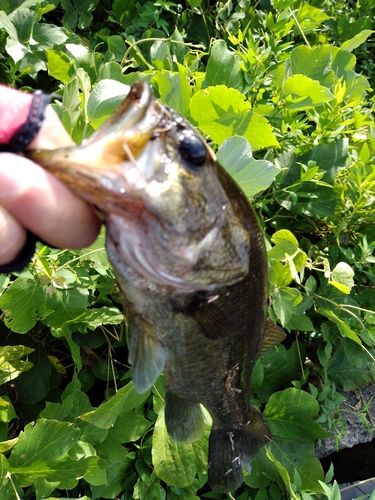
(208, 408), (271, 493)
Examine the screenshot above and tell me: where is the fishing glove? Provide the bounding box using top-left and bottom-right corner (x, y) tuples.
(0, 86), (50, 273)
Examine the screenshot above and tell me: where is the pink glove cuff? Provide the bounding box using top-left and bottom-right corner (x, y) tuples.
(0, 85), (34, 144)
(0, 86), (50, 152)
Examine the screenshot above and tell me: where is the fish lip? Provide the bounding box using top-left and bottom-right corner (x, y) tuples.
(84, 80), (156, 144)
(27, 81), (165, 208)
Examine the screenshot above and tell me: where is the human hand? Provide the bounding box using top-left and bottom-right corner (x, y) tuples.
(0, 105), (101, 268)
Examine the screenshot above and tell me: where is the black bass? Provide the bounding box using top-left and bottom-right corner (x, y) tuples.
(28, 81), (284, 493)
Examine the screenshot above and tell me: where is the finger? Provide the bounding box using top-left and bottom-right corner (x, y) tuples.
(0, 154), (101, 249)
(0, 204), (27, 266)
(28, 106), (74, 150)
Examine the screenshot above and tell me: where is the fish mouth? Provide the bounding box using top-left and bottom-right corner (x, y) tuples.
(27, 80), (168, 212)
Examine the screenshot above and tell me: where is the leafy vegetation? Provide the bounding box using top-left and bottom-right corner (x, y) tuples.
(1, 0), (375, 498)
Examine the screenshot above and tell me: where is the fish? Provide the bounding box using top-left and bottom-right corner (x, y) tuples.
(27, 81), (285, 493)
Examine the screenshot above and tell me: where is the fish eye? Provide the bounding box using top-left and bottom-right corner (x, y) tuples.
(178, 132), (207, 167)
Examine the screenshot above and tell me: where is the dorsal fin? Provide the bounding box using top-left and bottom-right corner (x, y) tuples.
(257, 318), (286, 358)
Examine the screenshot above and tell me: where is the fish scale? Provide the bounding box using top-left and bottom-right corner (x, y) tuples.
(27, 81), (285, 493)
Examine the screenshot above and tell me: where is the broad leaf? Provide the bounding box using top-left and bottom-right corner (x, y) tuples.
(282, 75), (334, 110)
(0, 346), (33, 385)
(80, 382), (150, 428)
(327, 339), (375, 390)
(0, 277), (46, 333)
(290, 46), (335, 87)
(152, 407), (209, 488)
(217, 136), (280, 197)
(8, 419), (80, 479)
(256, 343), (303, 403)
(153, 66), (191, 116)
(205, 39), (244, 91)
(87, 79), (130, 129)
(190, 86), (279, 150)
(263, 388), (330, 440)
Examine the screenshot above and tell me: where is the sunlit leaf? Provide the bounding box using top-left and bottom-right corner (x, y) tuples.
(152, 407), (209, 488)
(190, 86), (279, 149)
(217, 136), (280, 197)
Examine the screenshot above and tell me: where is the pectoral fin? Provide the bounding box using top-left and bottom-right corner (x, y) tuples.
(193, 302), (232, 339)
(257, 318), (286, 358)
(128, 318), (166, 394)
(181, 294), (231, 340)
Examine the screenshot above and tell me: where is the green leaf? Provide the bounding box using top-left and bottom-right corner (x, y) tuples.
(290, 46), (335, 87)
(190, 86), (279, 150)
(217, 136), (280, 197)
(265, 448), (298, 500)
(32, 23), (67, 50)
(0, 277), (46, 333)
(44, 287), (90, 337)
(282, 75), (334, 110)
(153, 66), (192, 117)
(152, 406), (209, 488)
(296, 3), (331, 34)
(263, 388), (330, 440)
(284, 314), (315, 332)
(277, 181), (337, 217)
(205, 39), (244, 91)
(300, 139), (349, 183)
(330, 262), (355, 294)
(9, 8), (35, 43)
(8, 419), (80, 480)
(87, 79), (130, 129)
(268, 230), (299, 260)
(317, 307), (361, 345)
(187, 0), (202, 7)
(15, 344), (60, 403)
(272, 287), (302, 326)
(327, 339), (375, 391)
(249, 387), (328, 492)
(46, 49), (74, 83)
(0, 396), (16, 423)
(0, 345), (33, 385)
(90, 460), (133, 499)
(112, 414), (152, 443)
(80, 382), (150, 428)
(134, 471), (166, 500)
(340, 29), (374, 53)
(249, 437), (325, 493)
(0, 11), (19, 39)
(0, 276), (9, 298)
(256, 343), (303, 403)
(107, 34), (127, 62)
(75, 307), (124, 331)
(0, 453), (13, 499)
(150, 40), (172, 70)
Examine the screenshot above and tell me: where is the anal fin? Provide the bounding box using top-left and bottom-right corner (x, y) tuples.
(128, 318), (166, 394)
(208, 407), (271, 493)
(165, 390), (206, 443)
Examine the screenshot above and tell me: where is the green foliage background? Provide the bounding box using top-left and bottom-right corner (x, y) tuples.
(1, 0), (375, 498)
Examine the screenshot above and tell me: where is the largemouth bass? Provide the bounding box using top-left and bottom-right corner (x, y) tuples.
(28, 81), (285, 493)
